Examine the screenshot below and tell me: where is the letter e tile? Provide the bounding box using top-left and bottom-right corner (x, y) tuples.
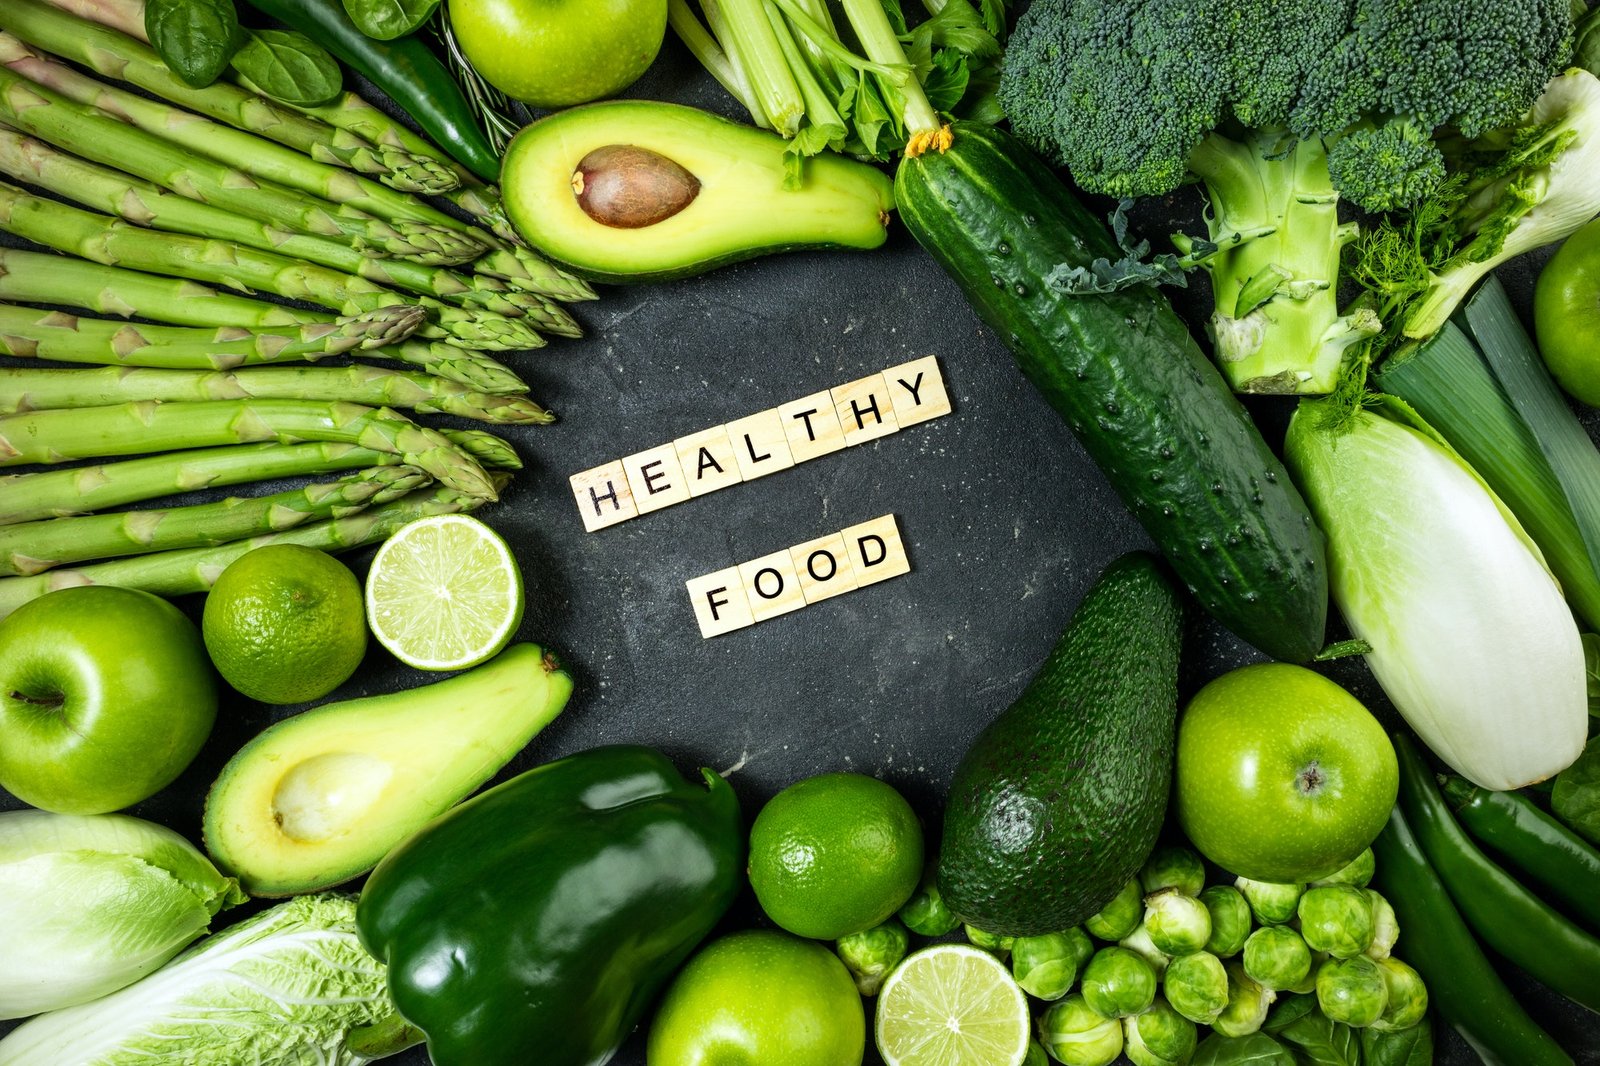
(622, 443), (690, 514)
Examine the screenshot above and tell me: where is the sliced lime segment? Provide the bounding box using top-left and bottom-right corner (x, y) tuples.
(876, 943), (1032, 1066)
(364, 515), (523, 670)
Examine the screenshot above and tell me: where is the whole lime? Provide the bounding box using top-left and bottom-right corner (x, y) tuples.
(1177, 663), (1397, 882)
(450, 0), (667, 108)
(202, 545), (366, 704)
(647, 930), (865, 1066)
(749, 772), (923, 940)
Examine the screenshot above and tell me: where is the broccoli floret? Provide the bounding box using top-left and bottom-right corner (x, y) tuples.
(1326, 120), (1447, 213)
(999, 0), (1575, 394)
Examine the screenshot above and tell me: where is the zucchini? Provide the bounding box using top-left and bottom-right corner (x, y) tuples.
(895, 123), (1327, 662)
(242, 0), (500, 181)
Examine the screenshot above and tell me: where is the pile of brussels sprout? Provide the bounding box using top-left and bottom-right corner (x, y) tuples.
(837, 844), (1430, 1066)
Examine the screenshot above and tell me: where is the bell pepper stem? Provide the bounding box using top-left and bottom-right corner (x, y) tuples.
(346, 1012), (426, 1060)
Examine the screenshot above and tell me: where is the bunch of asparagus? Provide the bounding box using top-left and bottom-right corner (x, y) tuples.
(0, 0), (581, 613)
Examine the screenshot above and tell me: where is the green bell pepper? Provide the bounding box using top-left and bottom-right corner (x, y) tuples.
(356, 745), (744, 1066)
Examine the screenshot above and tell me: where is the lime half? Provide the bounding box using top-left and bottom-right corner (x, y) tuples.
(876, 944), (1032, 1066)
(364, 515), (523, 670)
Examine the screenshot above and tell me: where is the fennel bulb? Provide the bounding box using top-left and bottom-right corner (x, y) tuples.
(1285, 402), (1587, 790)
(0, 894), (413, 1066)
(0, 811), (244, 1019)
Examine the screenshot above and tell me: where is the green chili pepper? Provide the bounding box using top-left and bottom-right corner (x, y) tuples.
(1441, 773), (1600, 932)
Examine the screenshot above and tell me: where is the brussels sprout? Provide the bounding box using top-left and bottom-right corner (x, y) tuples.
(1023, 1039), (1050, 1066)
(1063, 926), (1096, 972)
(1014, 931), (1085, 1001)
(1310, 848), (1376, 888)
(1085, 879), (1143, 941)
(1366, 891), (1399, 960)
(1236, 877), (1305, 926)
(1315, 955), (1389, 1028)
(899, 866), (960, 936)
(1123, 996), (1198, 1066)
(1212, 960), (1276, 1038)
(1290, 952), (1326, 995)
(1163, 950), (1229, 1025)
(1038, 994), (1124, 1066)
(835, 918), (910, 996)
(1242, 926), (1313, 992)
(965, 924), (1015, 955)
(1298, 884), (1376, 958)
(1198, 885), (1252, 957)
(1140, 846), (1207, 897)
(1369, 957), (1429, 1032)
(1119, 923), (1171, 974)
(1145, 888), (1212, 956)
(1080, 946), (1158, 1019)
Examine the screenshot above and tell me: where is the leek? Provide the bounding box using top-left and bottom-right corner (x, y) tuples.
(1376, 275), (1600, 631)
(1284, 399), (1588, 791)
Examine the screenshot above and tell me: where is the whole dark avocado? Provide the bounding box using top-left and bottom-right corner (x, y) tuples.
(355, 745), (744, 1066)
(937, 553), (1182, 937)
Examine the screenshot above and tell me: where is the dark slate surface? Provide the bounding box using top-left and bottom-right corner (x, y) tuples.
(2, 29), (1598, 1066)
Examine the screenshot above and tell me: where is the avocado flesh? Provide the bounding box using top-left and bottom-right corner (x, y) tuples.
(203, 643), (574, 896)
(501, 100), (896, 283)
(937, 554), (1182, 937)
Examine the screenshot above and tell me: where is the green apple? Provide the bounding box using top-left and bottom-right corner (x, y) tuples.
(450, 0), (668, 109)
(0, 587), (216, 814)
(1176, 663), (1397, 883)
(647, 930), (865, 1065)
(1536, 217), (1600, 406)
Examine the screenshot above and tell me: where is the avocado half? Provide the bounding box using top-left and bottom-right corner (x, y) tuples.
(202, 643), (573, 896)
(500, 100), (896, 283)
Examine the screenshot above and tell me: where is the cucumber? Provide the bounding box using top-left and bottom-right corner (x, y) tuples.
(895, 123), (1327, 662)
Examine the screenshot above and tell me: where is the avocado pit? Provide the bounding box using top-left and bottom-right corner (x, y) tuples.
(573, 144), (702, 229)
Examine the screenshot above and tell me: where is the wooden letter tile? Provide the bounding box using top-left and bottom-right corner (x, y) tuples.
(777, 390), (847, 464)
(789, 532), (858, 604)
(841, 514), (911, 586)
(884, 355), (952, 427)
(831, 373), (899, 446)
(726, 409), (796, 481)
(738, 549), (807, 622)
(570, 460), (637, 532)
(621, 443), (690, 514)
(686, 567), (755, 638)
(673, 426), (743, 498)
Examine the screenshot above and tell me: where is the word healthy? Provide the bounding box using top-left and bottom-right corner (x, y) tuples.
(568, 356), (951, 531)
(687, 514), (911, 638)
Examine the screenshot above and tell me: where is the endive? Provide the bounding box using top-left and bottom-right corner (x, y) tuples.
(1285, 400), (1587, 790)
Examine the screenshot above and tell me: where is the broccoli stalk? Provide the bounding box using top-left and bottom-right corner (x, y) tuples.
(1183, 131), (1379, 394)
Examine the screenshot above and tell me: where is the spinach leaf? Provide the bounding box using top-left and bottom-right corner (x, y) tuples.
(1584, 632), (1600, 717)
(341, 0), (442, 41)
(1276, 1008), (1361, 1066)
(1360, 1016), (1434, 1066)
(229, 30), (343, 107)
(1553, 735), (1600, 845)
(1194, 1032), (1298, 1066)
(144, 0), (242, 88)
(1263, 993), (1319, 1035)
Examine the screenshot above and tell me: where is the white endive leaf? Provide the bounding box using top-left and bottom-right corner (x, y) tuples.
(1286, 404), (1588, 789)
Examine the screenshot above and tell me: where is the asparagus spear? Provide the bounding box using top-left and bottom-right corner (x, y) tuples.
(0, 479), (503, 618)
(1, 366), (554, 425)
(0, 66), (476, 264)
(0, 250), (529, 392)
(0, 127), (571, 332)
(0, 36), (476, 253)
(0, 302), (422, 373)
(0, 464), (431, 576)
(0, 399), (498, 500)
(437, 429), (521, 471)
(0, 441), (406, 523)
(8, 0), (458, 194)
(0, 182), (541, 351)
